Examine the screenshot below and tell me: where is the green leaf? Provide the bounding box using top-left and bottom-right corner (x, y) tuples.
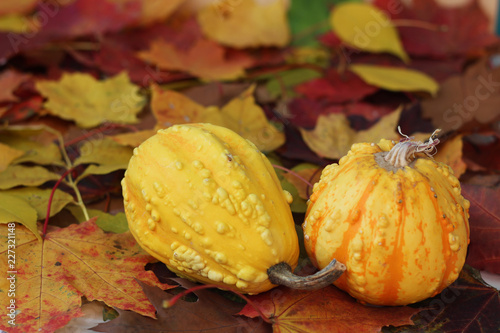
(288, 0), (338, 47)
(284, 163), (320, 197)
(0, 192), (40, 240)
(270, 160), (308, 213)
(330, 2), (409, 62)
(266, 68), (322, 99)
(1, 187), (75, 220)
(349, 64), (439, 95)
(66, 205), (98, 223)
(281, 178), (308, 213)
(0, 165), (60, 190)
(66, 206), (129, 233)
(96, 212), (129, 233)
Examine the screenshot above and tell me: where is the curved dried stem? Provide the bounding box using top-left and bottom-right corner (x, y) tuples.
(268, 259), (346, 290)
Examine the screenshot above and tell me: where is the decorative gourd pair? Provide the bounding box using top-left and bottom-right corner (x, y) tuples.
(122, 123), (470, 306)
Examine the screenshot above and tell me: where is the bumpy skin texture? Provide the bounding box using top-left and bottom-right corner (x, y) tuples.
(122, 123), (299, 294)
(303, 139), (470, 306)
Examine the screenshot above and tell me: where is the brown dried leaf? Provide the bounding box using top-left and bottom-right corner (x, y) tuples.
(421, 57), (500, 132)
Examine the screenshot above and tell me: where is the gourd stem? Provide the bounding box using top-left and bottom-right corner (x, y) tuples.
(267, 259), (346, 290)
(384, 129), (441, 168)
(383, 141), (417, 168)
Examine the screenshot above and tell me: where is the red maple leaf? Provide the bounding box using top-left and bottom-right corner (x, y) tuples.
(374, 0), (499, 58)
(295, 69), (378, 103)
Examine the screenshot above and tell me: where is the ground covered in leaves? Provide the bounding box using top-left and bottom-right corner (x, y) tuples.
(0, 0), (499, 332)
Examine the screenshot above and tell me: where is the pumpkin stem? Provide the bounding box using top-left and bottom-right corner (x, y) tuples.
(267, 259), (346, 290)
(383, 128), (441, 168)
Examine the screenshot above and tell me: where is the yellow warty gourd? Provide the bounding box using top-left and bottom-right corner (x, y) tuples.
(122, 123), (344, 294)
(303, 134), (470, 305)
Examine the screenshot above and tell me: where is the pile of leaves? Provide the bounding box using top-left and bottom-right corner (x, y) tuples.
(0, 0), (499, 332)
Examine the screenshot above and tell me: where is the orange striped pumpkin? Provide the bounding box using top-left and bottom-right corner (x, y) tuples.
(303, 135), (470, 305)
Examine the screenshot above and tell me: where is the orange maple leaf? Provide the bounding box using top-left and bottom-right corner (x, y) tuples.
(0, 0), (37, 15)
(137, 37), (253, 81)
(0, 219), (172, 333)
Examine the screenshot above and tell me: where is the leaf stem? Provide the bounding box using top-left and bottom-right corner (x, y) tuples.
(391, 19), (448, 32)
(273, 164), (313, 188)
(43, 168), (74, 238)
(46, 127), (90, 222)
(163, 284), (273, 325)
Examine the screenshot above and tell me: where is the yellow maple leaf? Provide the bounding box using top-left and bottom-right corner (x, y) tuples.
(197, 0), (290, 48)
(330, 2), (409, 62)
(0, 220), (173, 333)
(152, 84), (285, 152)
(300, 107), (402, 159)
(35, 72), (146, 128)
(219, 84), (286, 151)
